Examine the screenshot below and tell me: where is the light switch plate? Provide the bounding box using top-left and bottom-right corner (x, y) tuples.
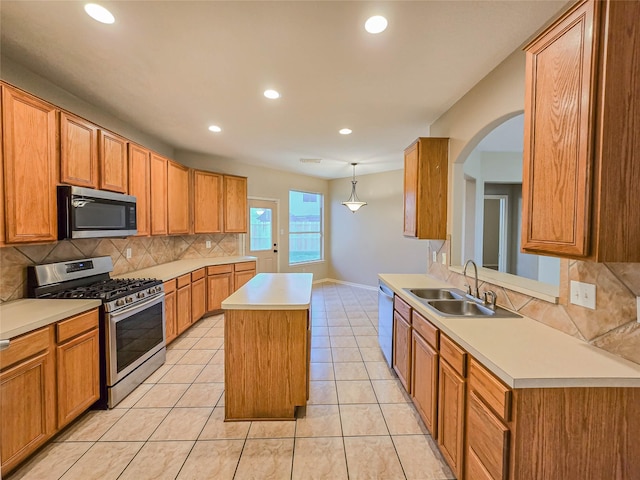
(570, 280), (596, 310)
(125, 248), (132, 259)
(206, 240), (212, 248)
(441, 253), (447, 265)
(432, 251), (437, 262)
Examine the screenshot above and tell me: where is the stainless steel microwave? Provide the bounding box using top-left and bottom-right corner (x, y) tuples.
(57, 185), (137, 239)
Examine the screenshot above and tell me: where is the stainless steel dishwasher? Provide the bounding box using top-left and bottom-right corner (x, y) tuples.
(378, 280), (394, 367)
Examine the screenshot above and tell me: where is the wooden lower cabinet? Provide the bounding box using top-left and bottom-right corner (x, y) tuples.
(176, 274), (192, 336)
(233, 261), (256, 291)
(393, 310), (411, 392)
(164, 279), (177, 344)
(438, 358), (466, 478)
(411, 329), (439, 436)
(191, 269), (206, 323)
(55, 310), (100, 429)
(207, 265), (234, 312)
(0, 327), (56, 476)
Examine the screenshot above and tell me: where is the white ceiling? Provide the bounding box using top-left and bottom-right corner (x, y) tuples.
(0, 1), (567, 179)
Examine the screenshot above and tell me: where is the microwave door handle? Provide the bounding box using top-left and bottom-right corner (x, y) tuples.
(72, 199), (94, 208)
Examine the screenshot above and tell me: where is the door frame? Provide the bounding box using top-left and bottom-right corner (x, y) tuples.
(245, 196), (280, 273)
(483, 194), (509, 273)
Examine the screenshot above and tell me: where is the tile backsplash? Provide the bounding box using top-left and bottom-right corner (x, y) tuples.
(427, 240), (640, 366)
(0, 233), (241, 303)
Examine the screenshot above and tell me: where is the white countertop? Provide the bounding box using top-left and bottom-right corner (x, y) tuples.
(378, 273), (640, 389)
(0, 299), (102, 340)
(116, 256), (257, 282)
(222, 273), (313, 310)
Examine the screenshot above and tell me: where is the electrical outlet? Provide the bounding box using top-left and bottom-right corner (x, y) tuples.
(206, 240), (212, 248)
(570, 280), (596, 310)
(125, 248), (132, 259)
(441, 253), (447, 265)
(432, 251), (437, 262)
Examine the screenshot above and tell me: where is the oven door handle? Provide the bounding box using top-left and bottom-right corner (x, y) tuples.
(108, 293), (164, 319)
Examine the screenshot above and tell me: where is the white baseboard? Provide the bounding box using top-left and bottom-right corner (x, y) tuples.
(313, 278), (377, 292)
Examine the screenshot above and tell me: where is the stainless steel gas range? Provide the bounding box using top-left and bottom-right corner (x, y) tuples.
(28, 256), (166, 408)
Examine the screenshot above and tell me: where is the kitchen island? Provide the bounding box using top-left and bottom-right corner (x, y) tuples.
(222, 273), (313, 421)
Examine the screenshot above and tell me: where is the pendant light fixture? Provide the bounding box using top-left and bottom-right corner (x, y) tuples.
(342, 163), (367, 213)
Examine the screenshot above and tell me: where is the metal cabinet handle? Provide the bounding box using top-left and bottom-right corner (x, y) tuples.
(0, 339), (10, 351)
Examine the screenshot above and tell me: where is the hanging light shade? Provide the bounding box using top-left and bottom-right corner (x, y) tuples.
(342, 163), (367, 213)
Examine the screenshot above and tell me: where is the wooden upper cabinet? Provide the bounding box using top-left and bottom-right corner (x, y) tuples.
(403, 137), (448, 239)
(128, 143), (151, 236)
(522, 0), (640, 261)
(223, 174), (248, 233)
(0, 88), (5, 247)
(98, 129), (128, 193)
(193, 169), (223, 234)
(149, 153), (168, 235)
(59, 112), (98, 188)
(2, 85), (58, 243)
(167, 160), (190, 235)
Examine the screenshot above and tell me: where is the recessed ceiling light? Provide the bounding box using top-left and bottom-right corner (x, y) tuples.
(339, 128), (352, 135)
(84, 3), (115, 24)
(208, 125), (222, 133)
(264, 89), (281, 99)
(365, 15), (387, 34)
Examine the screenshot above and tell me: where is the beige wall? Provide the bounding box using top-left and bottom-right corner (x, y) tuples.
(176, 151), (331, 280)
(328, 169), (429, 287)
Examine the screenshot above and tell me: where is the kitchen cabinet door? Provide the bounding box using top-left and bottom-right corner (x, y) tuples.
(411, 330), (439, 437)
(207, 267), (233, 312)
(392, 311), (411, 393)
(522, 0), (640, 261)
(233, 262), (256, 292)
(191, 269), (206, 323)
(223, 175), (248, 233)
(167, 160), (190, 235)
(98, 130), (128, 193)
(2, 85), (58, 243)
(149, 153), (168, 235)
(59, 111), (98, 188)
(164, 280), (177, 345)
(193, 170), (223, 233)
(0, 327), (56, 477)
(403, 137), (448, 239)
(438, 359), (466, 479)
(176, 275), (192, 335)
(56, 328), (100, 429)
(128, 143), (151, 236)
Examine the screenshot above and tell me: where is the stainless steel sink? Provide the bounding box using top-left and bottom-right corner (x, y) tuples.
(426, 299), (521, 318)
(405, 288), (464, 300)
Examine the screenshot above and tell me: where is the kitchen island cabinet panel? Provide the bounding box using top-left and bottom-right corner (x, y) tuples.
(2, 85), (58, 244)
(98, 129), (128, 193)
(59, 111), (98, 188)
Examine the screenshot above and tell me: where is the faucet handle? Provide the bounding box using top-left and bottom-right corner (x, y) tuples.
(483, 290), (497, 308)
(464, 284), (472, 296)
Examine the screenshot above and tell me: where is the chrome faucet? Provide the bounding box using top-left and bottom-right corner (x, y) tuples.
(483, 290), (497, 309)
(463, 259), (480, 299)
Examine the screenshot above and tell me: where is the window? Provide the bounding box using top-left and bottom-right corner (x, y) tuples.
(289, 190), (323, 264)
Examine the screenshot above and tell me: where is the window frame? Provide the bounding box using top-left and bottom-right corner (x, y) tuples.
(288, 190), (324, 266)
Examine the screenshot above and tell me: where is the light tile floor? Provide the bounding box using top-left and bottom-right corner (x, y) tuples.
(8, 282), (454, 480)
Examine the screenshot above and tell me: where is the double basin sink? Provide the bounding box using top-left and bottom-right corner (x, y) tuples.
(403, 288), (521, 318)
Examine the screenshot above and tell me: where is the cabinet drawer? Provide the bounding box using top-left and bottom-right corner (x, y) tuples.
(412, 310), (438, 349)
(207, 264), (233, 275)
(191, 268), (205, 282)
(234, 261), (255, 272)
(177, 273), (191, 289)
(467, 390), (509, 480)
(0, 326), (52, 371)
(164, 279), (176, 294)
(394, 295), (412, 321)
(469, 358), (511, 422)
(440, 335), (466, 377)
(56, 309), (99, 343)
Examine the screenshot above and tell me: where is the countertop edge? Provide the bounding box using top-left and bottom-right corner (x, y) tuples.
(115, 256), (258, 282)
